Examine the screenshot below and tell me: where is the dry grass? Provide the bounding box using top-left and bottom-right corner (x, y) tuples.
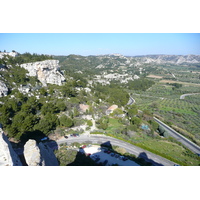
(147, 74), (163, 79)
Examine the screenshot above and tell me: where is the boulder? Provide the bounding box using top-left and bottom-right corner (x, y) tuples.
(24, 140), (41, 166)
(24, 139), (58, 166)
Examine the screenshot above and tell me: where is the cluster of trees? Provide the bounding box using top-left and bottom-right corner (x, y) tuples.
(0, 52), (53, 66)
(96, 116), (109, 130)
(93, 83), (129, 107)
(0, 91), (77, 141)
(126, 78), (155, 91)
(0, 65), (30, 88)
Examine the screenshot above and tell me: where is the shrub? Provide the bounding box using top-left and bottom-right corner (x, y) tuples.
(87, 120), (93, 127)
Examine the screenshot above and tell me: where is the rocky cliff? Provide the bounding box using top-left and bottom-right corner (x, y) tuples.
(20, 60), (65, 86)
(24, 139), (58, 166)
(0, 129), (22, 166)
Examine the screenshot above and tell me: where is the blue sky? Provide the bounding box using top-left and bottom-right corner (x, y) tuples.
(0, 33), (200, 56)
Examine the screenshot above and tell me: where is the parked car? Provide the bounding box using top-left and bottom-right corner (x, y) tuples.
(104, 150), (108, 153)
(41, 137), (48, 142)
(64, 136), (68, 139)
(82, 145), (87, 148)
(107, 151), (111, 154)
(115, 154), (119, 158)
(119, 156), (124, 160)
(111, 153), (115, 157)
(123, 157), (128, 161)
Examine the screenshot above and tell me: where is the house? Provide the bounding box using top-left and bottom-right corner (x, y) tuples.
(79, 104), (90, 113)
(106, 105), (118, 115)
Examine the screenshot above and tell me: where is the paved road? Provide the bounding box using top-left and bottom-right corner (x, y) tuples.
(56, 135), (175, 166)
(154, 117), (200, 155)
(180, 93), (200, 99)
(127, 96), (135, 105)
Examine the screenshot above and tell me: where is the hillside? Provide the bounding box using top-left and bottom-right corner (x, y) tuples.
(0, 52), (200, 166)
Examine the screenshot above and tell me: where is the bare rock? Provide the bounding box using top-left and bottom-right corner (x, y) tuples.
(20, 60), (65, 86)
(24, 140), (41, 166)
(0, 129), (22, 166)
(24, 139), (58, 166)
(38, 142), (59, 166)
(0, 81), (8, 97)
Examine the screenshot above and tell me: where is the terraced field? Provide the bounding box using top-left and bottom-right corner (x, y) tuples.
(131, 81), (200, 142)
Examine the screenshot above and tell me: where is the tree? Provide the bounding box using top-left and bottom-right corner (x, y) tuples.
(149, 120), (159, 131)
(41, 102), (58, 115)
(96, 116), (109, 130)
(56, 101), (66, 112)
(87, 120), (93, 127)
(59, 115), (74, 128)
(34, 114), (58, 135)
(157, 125), (165, 136)
(131, 117), (142, 127)
(111, 108), (124, 116)
(127, 105), (138, 118)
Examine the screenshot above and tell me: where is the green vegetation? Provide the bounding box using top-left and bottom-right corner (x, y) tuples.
(126, 78), (155, 91)
(1, 52), (53, 65)
(1, 53), (200, 165)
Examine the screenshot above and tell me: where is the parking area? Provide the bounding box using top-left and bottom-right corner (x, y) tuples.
(83, 145), (140, 166)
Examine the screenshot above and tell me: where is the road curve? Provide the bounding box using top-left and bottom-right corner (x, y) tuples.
(56, 135), (175, 166)
(180, 93), (200, 99)
(127, 96), (135, 105)
(154, 117), (200, 155)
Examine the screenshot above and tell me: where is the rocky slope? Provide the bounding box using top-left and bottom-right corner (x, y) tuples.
(20, 60), (65, 86)
(0, 80), (8, 97)
(0, 128), (22, 166)
(24, 139), (58, 166)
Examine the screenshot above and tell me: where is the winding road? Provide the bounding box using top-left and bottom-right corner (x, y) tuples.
(56, 134), (175, 166)
(127, 96), (135, 105)
(180, 93), (200, 99)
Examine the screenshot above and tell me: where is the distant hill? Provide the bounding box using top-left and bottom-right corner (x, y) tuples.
(54, 54), (200, 71)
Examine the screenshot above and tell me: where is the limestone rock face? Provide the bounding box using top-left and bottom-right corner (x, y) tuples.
(24, 140), (41, 166)
(0, 81), (8, 97)
(0, 129), (22, 166)
(0, 52), (18, 59)
(24, 139), (58, 166)
(38, 142), (59, 166)
(20, 60), (65, 86)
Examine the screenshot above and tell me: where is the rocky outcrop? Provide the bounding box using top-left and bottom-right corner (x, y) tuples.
(24, 139), (58, 166)
(0, 52), (18, 59)
(0, 80), (8, 97)
(20, 60), (65, 86)
(0, 129), (22, 166)
(24, 140), (41, 166)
